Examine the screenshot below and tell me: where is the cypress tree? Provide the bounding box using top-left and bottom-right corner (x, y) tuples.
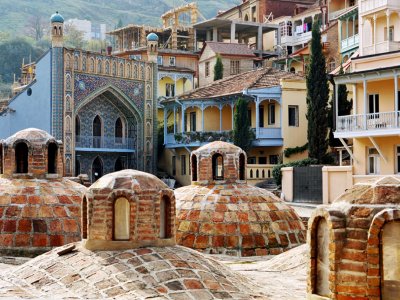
(214, 55), (223, 81)
(233, 97), (253, 153)
(306, 19), (329, 163)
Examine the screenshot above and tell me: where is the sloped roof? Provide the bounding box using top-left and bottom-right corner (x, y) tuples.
(202, 42), (256, 57)
(172, 68), (303, 101)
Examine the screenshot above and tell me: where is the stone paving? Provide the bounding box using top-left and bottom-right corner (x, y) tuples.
(0, 242), (267, 299)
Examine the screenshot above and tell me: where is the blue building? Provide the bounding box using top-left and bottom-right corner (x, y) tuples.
(0, 13), (158, 181)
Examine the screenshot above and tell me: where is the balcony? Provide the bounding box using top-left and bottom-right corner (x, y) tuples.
(363, 41), (400, 56)
(293, 31), (312, 45)
(247, 164), (275, 181)
(335, 111), (400, 137)
(253, 127), (283, 146)
(165, 131), (232, 148)
(329, 7), (354, 21)
(360, 0), (400, 15)
(341, 34), (359, 53)
(75, 136), (136, 152)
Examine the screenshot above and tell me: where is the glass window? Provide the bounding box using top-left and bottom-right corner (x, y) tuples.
(169, 57), (176, 66)
(258, 157), (267, 164)
(247, 157), (256, 164)
(230, 60), (240, 75)
(288, 105), (299, 127)
(270, 155), (279, 164)
(259, 105), (264, 127)
(190, 112), (196, 132)
(368, 94), (380, 114)
(368, 148), (380, 175)
(157, 56), (163, 65)
(181, 155), (186, 175)
(172, 156), (176, 176)
(268, 104), (275, 125)
(396, 146), (400, 174)
(166, 83), (175, 97)
(205, 62), (210, 77)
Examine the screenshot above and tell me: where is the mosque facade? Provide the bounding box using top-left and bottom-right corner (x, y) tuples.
(0, 13), (158, 181)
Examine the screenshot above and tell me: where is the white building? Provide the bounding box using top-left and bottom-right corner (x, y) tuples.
(65, 18), (106, 41)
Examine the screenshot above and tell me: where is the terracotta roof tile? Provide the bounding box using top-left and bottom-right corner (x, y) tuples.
(204, 42), (256, 57)
(174, 68), (303, 101)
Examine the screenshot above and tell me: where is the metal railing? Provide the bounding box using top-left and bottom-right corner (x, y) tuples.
(336, 111), (400, 132)
(75, 135), (136, 149)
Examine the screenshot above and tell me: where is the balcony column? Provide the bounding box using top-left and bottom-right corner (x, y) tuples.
(257, 26), (263, 57)
(163, 107), (167, 144)
(173, 106), (176, 134)
(219, 104), (223, 132)
(335, 83), (339, 130)
(353, 84), (357, 115)
(386, 10), (391, 44)
(181, 105), (185, 133)
(201, 104), (205, 132)
(346, 18), (349, 39)
(338, 19), (342, 49)
(352, 15), (356, 38)
(230, 22), (236, 43)
(231, 102), (235, 130)
(395, 73), (398, 127)
(373, 14), (377, 54)
(213, 27), (218, 42)
(363, 79), (368, 129)
(255, 97), (260, 139)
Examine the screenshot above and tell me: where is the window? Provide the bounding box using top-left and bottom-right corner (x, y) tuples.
(381, 221), (400, 299)
(258, 157), (267, 164)
(93, 115), (102, 148)
(160, 196), (172, 239)
(181, 155), (186, 175)
(172, 156), (176, 176)
(205, 62), (210, 77)
(115, 117), (123, 141)
(397, 146), (400, 174)
(115, 157), (124, 171)
(169, 57), (176, 66)
(384, 26), (394, 42)
(191, 155), (197, 181)
(268, 103), (275, 125)
(259, 105), (264, 127)
(47, 143), (57, 174)
(75, 116), (81, 142)
(368, 148), (380, 175)
(190, 112), (196, 132)
(157, 56), (163, 65)
(288, 105), (299, 127)
(280, 21), (293, 36)
(212, 153), (224, 180)
(270, 155), (279, 164)
(92, 156), (103, 181)
(114, 197), (130, 240)
(75, 158), (80, 177)
(166, 83), (175, 97)
(369, 94), (380, 115)
(15, 142), (28, 173)
(230, 60), (240, 75)
(239, 153), (245, 180)
(247, 157), (256, 164)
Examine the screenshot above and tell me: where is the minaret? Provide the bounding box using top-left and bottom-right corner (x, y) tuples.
(50, 11), (64, 48)
(146, 33), (159, 64)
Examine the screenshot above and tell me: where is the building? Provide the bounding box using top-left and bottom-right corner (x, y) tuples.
(0, 13), (158, 182)
(307, 176), (400, 299)
(65, 18), (107, 41)
(175, 141), (306, 256)
(160, 67), (308, 186)
(198, 41), (257, 86)
(332, 0), (400, 183)
(0, 128), (85, 256)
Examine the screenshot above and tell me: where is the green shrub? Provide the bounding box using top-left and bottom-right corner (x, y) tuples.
(272, 158), (319, 187)
(284, 143), (308, 158)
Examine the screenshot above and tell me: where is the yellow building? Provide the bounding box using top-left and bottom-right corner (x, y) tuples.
(159, 67), (308, 186)
(333, 0), (400, 183)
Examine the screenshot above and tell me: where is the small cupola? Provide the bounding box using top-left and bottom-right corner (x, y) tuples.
(1, 128), (63, 179)
(50, 12), (64, 48)
(191, 141), (247, 185)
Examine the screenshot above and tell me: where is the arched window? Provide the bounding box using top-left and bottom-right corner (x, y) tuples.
(290, 67), (296, 73)
(133, 65), (138, 78)
(82, 196), (88, 239)
(47, 142), (58, 174)
(105, 61), (110, 74)
(114, 197), (130, 240)
(119, 63), (124, 77)
(212, 153), (224, 180)
(74, 55), (79, 70)
(97, 60), (102, 73)
(314, 218), (330, 296)
(82, 56), (86, 71)
(160, 196), (171, 239)
(239, 153), (245, 180)
(90, 58), (95, 72)
(92, 156), (103, 181)
(381, 221), (400, 299)
(65, 74), (71, 90)
(15, 142), (28, 173)
(191, 154), (197, 181)
(75, 158), (80, 177)
(112, 62), (116, 76)
(127, 63), (131, 78)
(66, 95), (71, 111)
(93, 115), (102, 148)
(244, 14), (249, 21)
(115, 157), (124, 171)
(115, 117), (123, 141)
(65, 54), (71, 69)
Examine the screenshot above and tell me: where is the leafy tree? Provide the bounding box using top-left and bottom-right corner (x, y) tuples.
(328, 64), (353, 147)
(86, 39), (107, 52)
(306, 19), (329, 163)
(26, 16), (46, 41)
(64, 24), (85, 49)
(0, 38), (43, 83)
(213, 55), (223, 81)
(233, 97), (254, 153)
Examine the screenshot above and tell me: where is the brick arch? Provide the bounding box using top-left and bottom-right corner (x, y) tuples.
(307, 209), (346, 298)
(107, 190), (137, 241)
(159, 190), (176, 239)
(366, 208), (400, 299)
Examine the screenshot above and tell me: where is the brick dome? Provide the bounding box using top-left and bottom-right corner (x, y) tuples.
(333, 176), (400, 204)
(0, 129), (85, 256)
(84, 170), (176, 251)
(175, 141), (306, 256)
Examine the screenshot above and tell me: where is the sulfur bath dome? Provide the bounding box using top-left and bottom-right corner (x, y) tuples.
(0, 128), (86, 256)
(175, 141), (306, 256)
